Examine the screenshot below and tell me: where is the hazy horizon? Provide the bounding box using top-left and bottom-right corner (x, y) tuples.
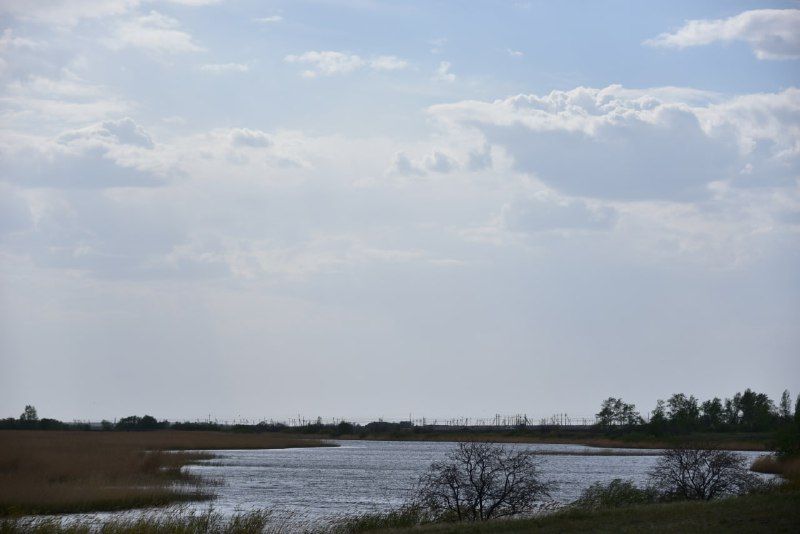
(1, 1), (799, 422)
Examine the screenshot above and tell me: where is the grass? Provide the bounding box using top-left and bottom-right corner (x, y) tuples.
(356, 490), (800, 533)
(0, 430), (331, 517)
(0, 509), (299, 534)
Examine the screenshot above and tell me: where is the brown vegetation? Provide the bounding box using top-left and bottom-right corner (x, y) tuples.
(0, 430), (330, 516)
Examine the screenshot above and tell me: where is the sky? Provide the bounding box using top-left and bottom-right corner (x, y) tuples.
(0, 0), (799, 423)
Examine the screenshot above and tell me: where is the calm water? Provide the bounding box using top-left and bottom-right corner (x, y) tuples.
(182, 440), (766, 518)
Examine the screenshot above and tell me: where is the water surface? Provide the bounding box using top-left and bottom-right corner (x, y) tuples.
(184, 440), (766, 518)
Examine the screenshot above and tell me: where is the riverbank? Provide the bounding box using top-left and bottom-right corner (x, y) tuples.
(0, 430), (332, 516)
(329, 431), (771, 451)
(371, 489), (800, 533)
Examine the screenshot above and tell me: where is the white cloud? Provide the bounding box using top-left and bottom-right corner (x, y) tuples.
(285, 51), (365, 77)
(369, 55), (408, 71)
(229, 128), (271, 148)
(507, 48), (524, 57)
(645, 9), (800, 60)
(284, 50), (408, 77)
(387, 151), (424, 176)
(0, 29), (43, 50)
(112, 11), (204, 54)
(424, 151), (457, 173)
(430, 85), (800, 200)
(200, 62), (250, 73)
(59, 117), (154, 148)
(433, 61), (455, 82)
(254, 15), (283, 23)
(0, 0), (139, 27)
(501, 192), (616, 233)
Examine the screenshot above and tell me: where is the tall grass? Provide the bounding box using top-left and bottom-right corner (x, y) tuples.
(0, 509), (300, 534)
(0, 430), (330, 516)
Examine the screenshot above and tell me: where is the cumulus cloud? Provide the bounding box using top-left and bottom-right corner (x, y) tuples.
(229, 128), (271, 148)
(387, 151), (424, 176)
(424, 151), (457, 173)
(645, 9), (800, 60)
(59, 117), (154, 148)
(284, 50), (408, 77)
(433, 61), (455, 82)
(112, 11), (204, 54)
(200, 62), (249, 73)
(430, 85), (800, 200)
(1, 118), (162, 188)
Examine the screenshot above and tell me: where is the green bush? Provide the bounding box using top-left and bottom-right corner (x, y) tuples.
(574, 479), (659, 510)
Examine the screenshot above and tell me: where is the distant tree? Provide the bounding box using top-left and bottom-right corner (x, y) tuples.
(414, 442), (551, 521)
(737, 389), (776, 431)
(700, 397), (724, 430)
(116, 414), (163, 430)
(723, 395), (741, 426)
(649, 445), (759, 500)
(648, 400), (668, 436)
(596, 398), (643, 429)
(101, 420), (114, 431)
(796, 394), (800, 426)
(19, 405), (38, 422)
(666, 394), (700, 432)
(779, 390), (792, 420)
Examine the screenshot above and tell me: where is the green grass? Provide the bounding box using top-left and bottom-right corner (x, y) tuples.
(367, 491), (800, 533)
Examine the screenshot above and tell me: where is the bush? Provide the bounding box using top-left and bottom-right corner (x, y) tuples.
(413, 441), (552, 521)
(574, 479), (659, 509)
(649, 445), (759, 500)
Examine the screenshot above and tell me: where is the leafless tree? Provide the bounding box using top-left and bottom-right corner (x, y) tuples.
(413, 441), (552, 521)
(648, 444), (759, 501)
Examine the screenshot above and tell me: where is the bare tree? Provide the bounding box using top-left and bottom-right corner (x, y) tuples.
(413, 441), (551, 521)
(648, 445), (759, 501)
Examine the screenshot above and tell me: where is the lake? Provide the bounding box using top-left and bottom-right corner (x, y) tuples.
(183, 440), (767, 518)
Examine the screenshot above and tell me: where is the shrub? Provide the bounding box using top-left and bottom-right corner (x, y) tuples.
(413, 441), (552, 521)
(574, 478), (658, 509)
(649, 445), (759, 500)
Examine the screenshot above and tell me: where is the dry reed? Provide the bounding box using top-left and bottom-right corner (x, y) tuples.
(0, 430), (330, 516)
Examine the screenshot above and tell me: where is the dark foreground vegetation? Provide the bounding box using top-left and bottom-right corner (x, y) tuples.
(0, 430), (330, 516)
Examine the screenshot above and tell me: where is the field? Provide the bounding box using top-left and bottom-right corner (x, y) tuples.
(0, 430), (331, 516)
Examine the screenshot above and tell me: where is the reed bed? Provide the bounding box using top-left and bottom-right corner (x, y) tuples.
(0, 431), (330, 516)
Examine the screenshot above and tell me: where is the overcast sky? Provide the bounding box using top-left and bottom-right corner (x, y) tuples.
(1, 1), (798, 423)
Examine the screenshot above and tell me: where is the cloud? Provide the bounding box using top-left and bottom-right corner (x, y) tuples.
(0, 29), (42, 50)
(387, 151), (424, 176)
(200, 62), (249, 73)
(433, 61), (455, 82)
(59, 117), (154, 148)
(429, 85), (800, 200)
(112, 11), (204, 54)
(0, 0), (139, 27)
(501, 193), (617, 233)
(254, 15), (283, 23)
(369, 55), (409, 71)
(284, 50), (408, 77)
(645, 9), (800, 60)
(1, 118), (162, 188)
(229, 128), (271, 148)
(467, 144), (493, 171)
(424, 151), (457, 173)
(507, 48), (524, 57)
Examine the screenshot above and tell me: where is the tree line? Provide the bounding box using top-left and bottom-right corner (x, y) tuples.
(596, 388), (799, 434)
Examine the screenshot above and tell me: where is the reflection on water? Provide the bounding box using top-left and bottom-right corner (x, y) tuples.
(183, 440), (765, 518)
